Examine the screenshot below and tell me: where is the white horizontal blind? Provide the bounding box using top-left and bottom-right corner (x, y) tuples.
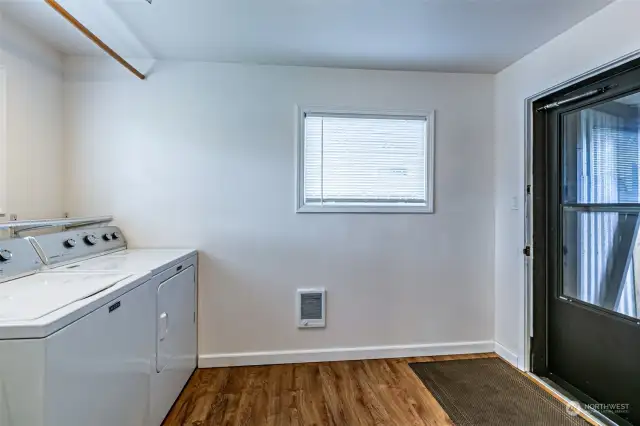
(303, 113), (428, 206)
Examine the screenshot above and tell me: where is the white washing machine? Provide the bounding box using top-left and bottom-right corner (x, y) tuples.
(0, 237), (154, 426)
(29, 226), (198, 426)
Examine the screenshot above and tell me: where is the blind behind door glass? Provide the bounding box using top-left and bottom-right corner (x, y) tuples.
(561, 94), (640, 319)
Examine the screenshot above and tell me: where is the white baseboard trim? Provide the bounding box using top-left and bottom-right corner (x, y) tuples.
(198, 340), (495, 368)
(494, 341), (519, 367)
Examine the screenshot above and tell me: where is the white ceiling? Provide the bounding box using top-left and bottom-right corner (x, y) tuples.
(0, 0), (614, 73)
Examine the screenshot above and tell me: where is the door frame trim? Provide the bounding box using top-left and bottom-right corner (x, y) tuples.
(523, 48), (640, 373)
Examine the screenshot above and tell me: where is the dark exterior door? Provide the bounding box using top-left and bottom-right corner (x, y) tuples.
(532, 62), (640, 425)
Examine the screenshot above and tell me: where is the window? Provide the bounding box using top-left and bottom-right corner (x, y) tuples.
(296, 108), (434, 213)
(0, 67), (4, 218)
(563, 106), (640, 318)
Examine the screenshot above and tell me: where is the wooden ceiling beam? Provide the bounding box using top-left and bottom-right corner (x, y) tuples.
(44, 0), (146, 80)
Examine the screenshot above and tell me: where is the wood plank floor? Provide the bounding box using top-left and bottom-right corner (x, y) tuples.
(162, 353), (496, 426)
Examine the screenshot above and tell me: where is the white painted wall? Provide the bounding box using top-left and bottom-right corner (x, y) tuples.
(0, 13), (64, 220)
(494, 0), (640, 369)
(64, 60), (495, 363)
(11, 0), (635, 367)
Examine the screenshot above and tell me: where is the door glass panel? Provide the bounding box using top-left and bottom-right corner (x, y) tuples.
(563, 211), (640, 319)
(562, 93), (640, 204)
(561, 91), (640, 320)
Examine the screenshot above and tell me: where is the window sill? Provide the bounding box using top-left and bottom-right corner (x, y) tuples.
(296, 204), (434, 214)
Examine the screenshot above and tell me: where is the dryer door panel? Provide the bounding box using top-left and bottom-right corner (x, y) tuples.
(156, 266), (196, 374)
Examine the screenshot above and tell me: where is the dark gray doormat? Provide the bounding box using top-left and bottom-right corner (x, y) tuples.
(410, 357), (590, 426)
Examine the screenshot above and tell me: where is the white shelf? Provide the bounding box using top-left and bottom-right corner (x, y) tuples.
(0, 216), (113, 236)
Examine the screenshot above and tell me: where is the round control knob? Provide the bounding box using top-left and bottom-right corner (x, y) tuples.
(103, 233), (112, 241)
(64, 238), (77, 248)
(112, 232), (121, 240)
(84, 235), (98, 246)
(0, 249), (12, 261)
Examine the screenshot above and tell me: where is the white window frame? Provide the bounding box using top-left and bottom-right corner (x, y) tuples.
(295, 106), (435, 214)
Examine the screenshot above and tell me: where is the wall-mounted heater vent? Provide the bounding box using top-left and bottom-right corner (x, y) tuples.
(297, 289), (326, 328)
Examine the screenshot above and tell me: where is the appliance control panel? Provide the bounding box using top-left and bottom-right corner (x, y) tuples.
(0, 238), (43, 282)
(30, 226), (127, 266)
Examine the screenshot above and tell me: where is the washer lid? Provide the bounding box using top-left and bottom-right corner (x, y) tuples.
(0, 272), (131, 322)
(58, 249), (196, 275)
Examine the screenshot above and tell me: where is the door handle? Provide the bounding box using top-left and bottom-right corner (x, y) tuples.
(159, 312), (169, 341)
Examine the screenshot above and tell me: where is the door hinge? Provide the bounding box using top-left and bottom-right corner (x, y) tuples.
(523, 246), (531, 257)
